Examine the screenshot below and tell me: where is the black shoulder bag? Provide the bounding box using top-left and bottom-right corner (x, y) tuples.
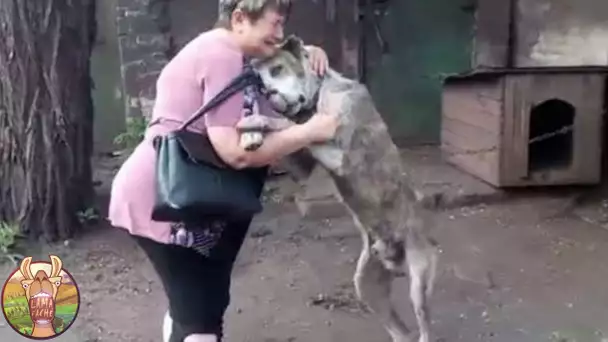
(150, 64), (268, 223)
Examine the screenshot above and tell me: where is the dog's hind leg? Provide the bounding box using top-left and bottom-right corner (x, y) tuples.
(406, 244), (438, 342)
(354, 233), (413, 342)
(163, 310), (172, 342)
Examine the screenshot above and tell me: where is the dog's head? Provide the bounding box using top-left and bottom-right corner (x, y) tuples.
(252, 35), (322, 118)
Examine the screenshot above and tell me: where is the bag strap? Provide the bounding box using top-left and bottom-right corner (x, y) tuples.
(178, 64), (262, 131)
(242, 60), (259, 117)
(148, 59), (262, 131)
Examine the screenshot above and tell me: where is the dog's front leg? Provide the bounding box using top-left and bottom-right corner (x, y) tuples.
(354, 232), (413, 342)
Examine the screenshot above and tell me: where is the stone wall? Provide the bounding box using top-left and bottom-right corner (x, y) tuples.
(116, 0), (173, 119)
(516, 0), (608, 67)
(91, 0), (126, 153)
(114, 0), (359, 121)
(473, 0), (608, 68)
(169, 0), (218, 50)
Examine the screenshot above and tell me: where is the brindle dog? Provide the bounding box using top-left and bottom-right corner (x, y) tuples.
(237, 36), (440, 342)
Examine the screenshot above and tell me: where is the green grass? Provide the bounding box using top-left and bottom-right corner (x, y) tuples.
(4, 296), (28, 307)
(113, 116), (149, 149)
(4, 303), (77, 334)
(55, 303), (78, 328)
(19, 326), (32, 336)
(7, 314), (33, 330)
(55, 303), (77, 315)
(3, 300), (77, 313)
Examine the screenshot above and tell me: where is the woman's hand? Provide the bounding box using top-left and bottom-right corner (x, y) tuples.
(303, 88), (348, 143)
(301, 90), (346, 143)
(302, 112), (340, 143)
(304, 45), (329, 77)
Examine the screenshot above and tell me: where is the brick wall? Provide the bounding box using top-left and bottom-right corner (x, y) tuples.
(116, 0), (173, 119)
(114, 0), (359, 120)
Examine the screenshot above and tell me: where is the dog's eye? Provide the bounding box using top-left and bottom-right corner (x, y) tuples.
(269, 65), (283, 77)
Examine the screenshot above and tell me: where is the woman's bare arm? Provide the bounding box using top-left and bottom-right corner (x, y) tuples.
(207, 110), (338, 169)
(207, 124), (311, 169)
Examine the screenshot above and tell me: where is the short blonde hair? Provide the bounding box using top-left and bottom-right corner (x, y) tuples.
(215, 0), (292, 29)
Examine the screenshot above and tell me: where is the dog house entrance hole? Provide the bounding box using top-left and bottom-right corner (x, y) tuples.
(528, 98), (575, 172)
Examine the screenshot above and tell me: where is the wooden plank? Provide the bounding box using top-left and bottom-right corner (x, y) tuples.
(442, 84), (503, 112)
(443, 109), (499, 135)
(441, 78), (504, 183)
(575, 75), (604, 182)
(441, 118), (498, 148)
(501, 75), (530, 185)
(442, 140), (499, 185)
(442, 92), (502, 119)
(442, 82), (503, 134)
(441, 126), (499, 184)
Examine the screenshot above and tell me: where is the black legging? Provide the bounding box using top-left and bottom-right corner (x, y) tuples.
(132, 217), (252, 341)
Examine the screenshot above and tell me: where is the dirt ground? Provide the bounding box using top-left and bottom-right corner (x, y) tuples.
(2, 155), (608, 342)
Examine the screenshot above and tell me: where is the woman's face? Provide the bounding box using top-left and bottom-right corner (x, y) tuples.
(232, 8), (286, 57)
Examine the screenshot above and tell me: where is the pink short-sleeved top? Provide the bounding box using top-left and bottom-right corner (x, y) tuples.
(108, 28), (266, 244)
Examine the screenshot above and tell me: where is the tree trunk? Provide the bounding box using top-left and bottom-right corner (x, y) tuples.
(0, 0), (96, 241)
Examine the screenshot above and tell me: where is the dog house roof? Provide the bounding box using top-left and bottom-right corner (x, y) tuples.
(442, 66), (608, 83)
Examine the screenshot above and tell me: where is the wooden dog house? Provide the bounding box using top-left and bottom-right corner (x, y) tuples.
(440, 67), (608, 187)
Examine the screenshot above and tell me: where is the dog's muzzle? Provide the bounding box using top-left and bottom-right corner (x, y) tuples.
(265, 91), (302, 117)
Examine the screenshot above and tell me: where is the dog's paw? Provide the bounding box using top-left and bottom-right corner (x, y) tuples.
(389, 332), (416, 342)
(237, 114), (293, 133)
(236, 114), (270, 132)
(416, 333), (430, 342)
(239, 131), (264, 151)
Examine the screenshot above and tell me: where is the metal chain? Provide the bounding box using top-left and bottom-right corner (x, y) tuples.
(528, 124), (573, 144)
(444, 124), (575, 157)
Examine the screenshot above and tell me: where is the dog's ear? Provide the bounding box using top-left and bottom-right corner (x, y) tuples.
(280, 35), (306, 60)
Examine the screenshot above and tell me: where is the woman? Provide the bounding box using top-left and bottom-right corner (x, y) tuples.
(108, 1), (340, 341)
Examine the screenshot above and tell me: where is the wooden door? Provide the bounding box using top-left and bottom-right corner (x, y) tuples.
(361, 0), (476, 146)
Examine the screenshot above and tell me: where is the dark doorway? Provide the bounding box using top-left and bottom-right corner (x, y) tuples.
(528, 99), (575, 172)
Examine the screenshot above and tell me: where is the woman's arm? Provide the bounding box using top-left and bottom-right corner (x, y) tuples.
(207, 123), (315, 169)
(198, 45), (337, 169)
(208, 107), (340, 169)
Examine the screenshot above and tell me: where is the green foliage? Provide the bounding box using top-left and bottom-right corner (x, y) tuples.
(113, 116), (149, 149)
(0, 221), (24, 265)
(76, 207), (99, 224)
(4, 301), (76, 335)
(0, 221), (19, 253)
(20, 327), (32, 336)
(53, 317), (65, 332)
(4, 305), (28, 319)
